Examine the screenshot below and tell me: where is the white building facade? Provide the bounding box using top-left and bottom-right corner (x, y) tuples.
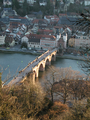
(3, 0), (12, 6)
(21, 36), (28, 43)
(40, 37), (57, 50)
(84, 0), (90, 6)
(0, 35), (5, 45)
(63, 33), (67, 49)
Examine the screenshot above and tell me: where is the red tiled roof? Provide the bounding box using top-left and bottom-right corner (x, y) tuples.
(32, 19), (39, 24)
(32, 19), (48, 24)
(38, 29), (53, 33)
(45, 15), (59, 19)
(9, 16), (27, 19)
(19, 17), (27, 19)
(9, 35), (13, 37)
(17, 32), (22, 35)
(26, 33), (55, 39)
(54, 26), (63, 29)
(59, 14), (67, 16)
(66, 26), (72, 31)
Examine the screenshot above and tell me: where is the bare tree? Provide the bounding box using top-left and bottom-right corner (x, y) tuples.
(53, 67), (81, 104)
(44, 66), (58, 103)
(44, 67), (83, 104)
(0, 75), (47, 119)
(74, 9), (90, 77)
(75, 9), (90, 34)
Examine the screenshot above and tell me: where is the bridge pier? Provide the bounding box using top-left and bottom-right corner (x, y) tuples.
(35, 69), (39, 78)
(52, 55), (56, 61)
(46, 60), (51, 66)
(48, 61), (51, 65)
(27, 71), (35, 84)
(39, 67), (45, 71)
(39, 65), (45, 71)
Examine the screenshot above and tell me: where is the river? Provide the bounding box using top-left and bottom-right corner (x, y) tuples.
(0, 53), (84, 84)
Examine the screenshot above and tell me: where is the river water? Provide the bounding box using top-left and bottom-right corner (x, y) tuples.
(0, 53), (84, 84)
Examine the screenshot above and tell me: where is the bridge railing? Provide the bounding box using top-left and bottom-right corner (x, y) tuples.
(37, 50), (49, 59)
(27, 50), (50, 65)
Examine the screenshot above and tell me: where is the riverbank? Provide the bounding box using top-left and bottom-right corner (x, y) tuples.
(57, 54), (84, 61)
(0, 48), (86, 61)
(0, 48), (43, 55)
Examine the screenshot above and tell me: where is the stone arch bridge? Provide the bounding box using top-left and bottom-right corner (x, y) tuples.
(8, 49), (57, 86)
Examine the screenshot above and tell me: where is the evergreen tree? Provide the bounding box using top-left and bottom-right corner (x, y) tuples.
(12, 0), (21, 10)
(22, 0), (29, 15)
(1, 0), (3, 4)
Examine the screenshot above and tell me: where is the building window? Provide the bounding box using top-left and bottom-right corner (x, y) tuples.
(45, 44), (50, 46)
(83, 36), (86, 39)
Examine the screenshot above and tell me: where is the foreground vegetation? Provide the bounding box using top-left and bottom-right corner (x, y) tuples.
(0, 67), (90, 120)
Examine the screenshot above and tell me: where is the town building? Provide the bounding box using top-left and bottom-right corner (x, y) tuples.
(68, 37), (75, 47)
(3, 0), (12, 6)
(44, 15), (59, 25)
(25, 14), (36, 21)
(8, 21), (27, 34)
(0, 33), (5, 45)
(21, 33), (60, 50)
(9, 16), (30, 26)
(27, 34), (44, 49)
(39, 0), (47, 6)
(75, 35), (90, 49)
(17, 0), (24, 4)
(53, 26), (64, 34)
(67, 0), (74, 4)
(84, 0), (90, 6)
(1, 8), (17, 18)
(68, 35), (90, 49)
(5, 34), (15, 47)
(63, 32), (67, 49)
(0, 21), (6, 31)
(37, 29), (54, 35)
(27, 0), (36, 5)
(50, 0), (56, 6)
(40, 35), (56, 50)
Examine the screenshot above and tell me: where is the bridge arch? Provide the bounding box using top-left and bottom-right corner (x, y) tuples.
(45, 58), (51, 65)
(51, 54), (56, 61)
(39, 63), (45, 71)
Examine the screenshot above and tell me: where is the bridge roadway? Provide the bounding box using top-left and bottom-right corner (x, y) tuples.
(7, 48), (57, 86)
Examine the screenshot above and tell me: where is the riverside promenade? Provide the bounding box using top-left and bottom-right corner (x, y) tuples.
(57, 54), (85, 61)
(0, 47), (85, 61)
